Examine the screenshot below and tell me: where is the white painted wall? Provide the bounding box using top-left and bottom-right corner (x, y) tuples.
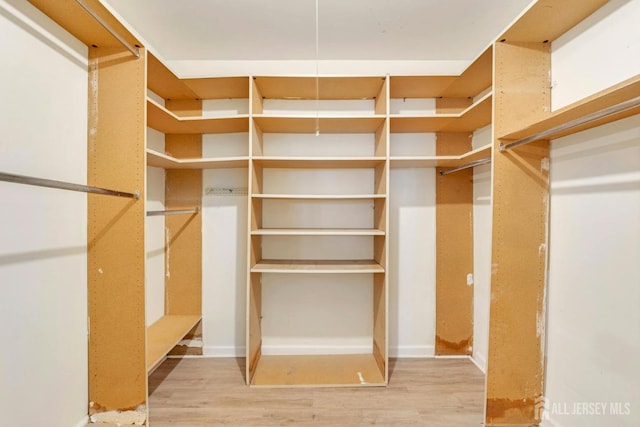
(542, 2), (640, 425)
(471, 125), (492, 372)
(0, 1), (88, 426)
(146, 127), (165, 326)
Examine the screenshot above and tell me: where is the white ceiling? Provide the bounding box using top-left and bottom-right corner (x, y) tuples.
(103, 0), (533, 63)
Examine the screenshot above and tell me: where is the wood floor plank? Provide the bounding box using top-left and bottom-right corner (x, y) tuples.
(148, 357), (485, 426)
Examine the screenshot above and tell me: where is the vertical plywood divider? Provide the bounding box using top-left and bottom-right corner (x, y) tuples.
(485, 41), (551, 425)
(87, 47), (147, 416)
(435, 132), (474, 355)
(164, 99), (202, 322)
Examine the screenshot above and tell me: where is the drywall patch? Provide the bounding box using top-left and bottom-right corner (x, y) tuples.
(89, 404), (146, 425)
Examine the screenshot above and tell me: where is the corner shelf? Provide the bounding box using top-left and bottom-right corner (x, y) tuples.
(251, 259), (385, 274)
(147, 98), (249, 134)
(146, 314), (201, 373)
(391, 143), (491, 168)
(147, 149), (249, 169)
(251, 354), (386, 387)
(390, 93), (492, 133)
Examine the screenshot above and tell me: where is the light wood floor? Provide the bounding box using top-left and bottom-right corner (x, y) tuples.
(148, 357), (485, 426)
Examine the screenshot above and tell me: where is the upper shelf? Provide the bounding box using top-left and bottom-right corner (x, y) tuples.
(390, 93), (492, 133)
(391, 143), (491, 168)
(254, 76), (386, 100)
(147, 149), (249, 169)
(499, 75), (640, 144)
(499, 0), (607, 43)
(147, 99), (249, 134)
(390, 46), (492, 99)
(253, 115), (386, 133)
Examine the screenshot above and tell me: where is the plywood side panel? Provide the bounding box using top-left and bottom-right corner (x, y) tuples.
(486, 41), (551, 426)
(435, 133), (473, 356)
(165, 123), (202, 316)
(247, 273), (262, 383)
(373, 273), (387, 383)
(87, 47), (146, 414)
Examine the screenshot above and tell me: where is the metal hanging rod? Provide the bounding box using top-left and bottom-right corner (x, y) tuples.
(439, 157), (491, 176)
(147, 207), (199, 217)
(0, 171), (139, 199)
(500, 96), (640, 151)
(75, 0), (140, 58)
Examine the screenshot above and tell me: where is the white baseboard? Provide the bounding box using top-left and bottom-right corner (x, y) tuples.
(470, 351), (487, 373)
(73, 416), (89, 427)
(389, 345), (435, 358)
(203, 345), (246, 357)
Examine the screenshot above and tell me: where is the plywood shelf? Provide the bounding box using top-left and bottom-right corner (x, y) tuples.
(251, 259), (385, 274)
(254, 76), (386, 100)
(390, 143), (491, 168)
(251, 228), (385, 236)
(252, 193), (386, 200)
(147, 99), (249, 134)
(390, 93), (492, 133)
(147, 149), (248, 169)
(253, 115), (386, 134)
(499, 0), (608, 43)
(252, 157), (386, 168)
(251, 354), (386, 387)
(499, 75), (640, 143)
(146, 315), (201, 373)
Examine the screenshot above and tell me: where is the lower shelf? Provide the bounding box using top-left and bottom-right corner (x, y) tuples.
(251, 354), (386, 387)
(146, 314), (201, 373)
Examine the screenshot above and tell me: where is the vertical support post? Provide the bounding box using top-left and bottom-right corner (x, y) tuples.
(435, 130), (474, 355)
(164, 99), (203, 353)
(87, 47), (147, 422)
(485, 40), (551, 425)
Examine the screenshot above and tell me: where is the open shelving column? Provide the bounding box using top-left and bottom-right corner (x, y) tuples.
(246, 76), (389, 387)
(485, 0), (609, 425)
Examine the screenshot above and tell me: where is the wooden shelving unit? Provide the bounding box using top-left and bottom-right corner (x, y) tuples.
(147, 99), (249, 134)
(247, 75), (389, 387)
(390, 143), (491, 168)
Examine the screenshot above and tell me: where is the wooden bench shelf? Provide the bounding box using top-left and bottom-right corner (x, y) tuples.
(251, 259), (385, 274)
(146, 315), (201, 373)
(251, 354), (386, 387)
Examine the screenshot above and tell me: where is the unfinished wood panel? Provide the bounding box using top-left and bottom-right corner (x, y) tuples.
(374, 76), (388, 115)
(441, 46), (493, 98)
(441, 95), (493, 132)
(375, 119), (389, 158)
(372, 273), (387, 383)
(435, 133), (474, 356)
(251, 77), (264, 114)
(500, 0), (607, 43)
(251, 157), (385, 169)
(253, 116), (385, 134)
(254, 77), (385, 100)
(486, 41), (551, 426)
(435, 98), (472, 114)
(165, 99), (202, 319)
(87, 47), (146, 415)
(251, 354), (386, 387)
(251, 228), (385, 236)
(388, 116), (454, 133)
(28, 0), (140, 51)
(247, 273), (262, 384)
(147, 53), (197, 100)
